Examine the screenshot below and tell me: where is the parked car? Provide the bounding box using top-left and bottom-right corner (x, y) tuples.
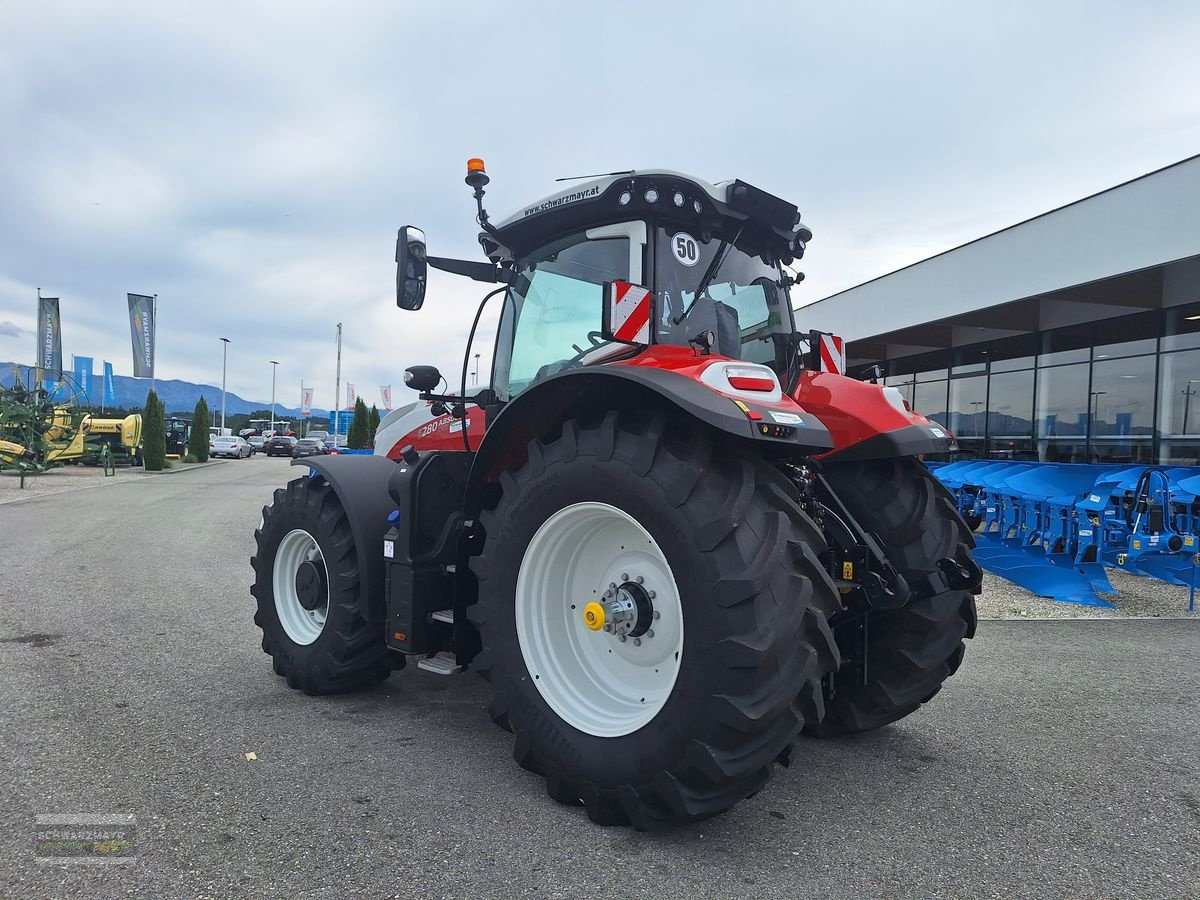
(291, 438), (327, 459)
(322, 440), (339, 454)
(265, 436), (298, 457)
(247, 436), (266, 454)
(211, 436), (252, 459)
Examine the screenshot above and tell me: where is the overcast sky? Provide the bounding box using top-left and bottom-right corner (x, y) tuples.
(2, 1), (1198, 408)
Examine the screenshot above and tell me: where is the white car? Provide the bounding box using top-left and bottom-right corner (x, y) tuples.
(211, 435), (252, 459)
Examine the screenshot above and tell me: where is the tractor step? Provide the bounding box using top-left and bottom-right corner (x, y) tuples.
(416, 651), (465, 676)
(429, 609), (454, 624)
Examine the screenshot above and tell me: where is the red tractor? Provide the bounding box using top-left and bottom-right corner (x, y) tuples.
(251, 161), (981, 829)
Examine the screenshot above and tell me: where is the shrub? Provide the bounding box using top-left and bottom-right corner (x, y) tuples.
(347, 397), (371, 449)
(142, 389), (166, 471)
(189, 396), (211, 462)
(368, 404), (380, 447)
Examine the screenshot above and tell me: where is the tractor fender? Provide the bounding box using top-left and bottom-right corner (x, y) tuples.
(291, 455), (397, 607)
(465, 365), (833, 509)
(791, 371), (956, 461)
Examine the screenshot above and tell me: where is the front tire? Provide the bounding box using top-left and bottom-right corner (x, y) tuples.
(472, 411), (840, 829)
(251, 476), (389, 694)
(811, 458), (978, 736)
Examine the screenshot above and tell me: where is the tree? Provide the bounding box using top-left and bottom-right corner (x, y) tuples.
(347, 397), (370, 449)
(189, 396), (211, 462)
(143, 389), (166, 471)
(368, 404), (380, 446)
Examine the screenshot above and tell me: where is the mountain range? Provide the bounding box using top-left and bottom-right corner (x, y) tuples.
(2, 361), (333, 417)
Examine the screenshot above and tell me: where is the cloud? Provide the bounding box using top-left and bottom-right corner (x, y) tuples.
(0, 320), (29, 339)
(1, 1), (1199, 404)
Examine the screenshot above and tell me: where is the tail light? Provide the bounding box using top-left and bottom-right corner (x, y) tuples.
(700, 362), (783, 403)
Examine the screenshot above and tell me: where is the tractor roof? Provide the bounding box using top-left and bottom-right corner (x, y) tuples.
(482, 169), (812, 264)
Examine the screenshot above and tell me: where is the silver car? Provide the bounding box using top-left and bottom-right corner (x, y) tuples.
(211, 436), (252, 459)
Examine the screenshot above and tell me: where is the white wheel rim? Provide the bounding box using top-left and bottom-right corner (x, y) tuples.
(515, 501), (684, 738)
(273, 528), (329, 645)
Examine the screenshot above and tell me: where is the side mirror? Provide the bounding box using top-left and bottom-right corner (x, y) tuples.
(403, 365), (441, 392)
(395, 226), (428, 310)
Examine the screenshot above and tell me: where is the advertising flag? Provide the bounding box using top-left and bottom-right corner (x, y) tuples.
(380, 385), (392, 412)
(103, 361), (117, 407)
(127, 293), (155, 378)
(301, 387), (314, 419)
(346, 383), (355, 410)
(74, 356), (94, 403)
(36, 296), (62, 378)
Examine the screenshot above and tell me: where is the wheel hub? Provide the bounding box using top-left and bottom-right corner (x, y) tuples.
(586, 579), (655, 639)
(294, 559), (327, 611)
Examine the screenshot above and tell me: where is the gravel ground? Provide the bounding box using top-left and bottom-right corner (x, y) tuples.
(977, 565), (1199, 620)
(0, 459), (228, 505)
(0, 465), (125, 504)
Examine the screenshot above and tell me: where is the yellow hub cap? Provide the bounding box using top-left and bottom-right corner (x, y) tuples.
(582, 601), (606, 631)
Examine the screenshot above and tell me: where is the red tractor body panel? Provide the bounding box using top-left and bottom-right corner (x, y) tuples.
(791, 371), (950, 458)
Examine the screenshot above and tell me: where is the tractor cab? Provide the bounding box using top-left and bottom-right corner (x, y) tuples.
(396, 163), (812, 404)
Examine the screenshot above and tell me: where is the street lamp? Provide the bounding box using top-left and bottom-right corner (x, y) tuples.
(269, 360), (280, 434)
(219, 338), (230, 432)
(1182, 380), (1200, 434)
(473, 353), (481, 386)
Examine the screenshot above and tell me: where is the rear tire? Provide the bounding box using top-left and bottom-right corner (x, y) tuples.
(251, 476), (389, 694)
(471, 411), (840, 829)
(809, 457), (978, 736)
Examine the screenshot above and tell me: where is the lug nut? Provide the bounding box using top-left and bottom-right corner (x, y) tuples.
(635, 575), (644, 584)
(618, 634), (627, 643)
(603, 624), (612, 633)
(648, 591), (656, 599)
(633, 638), (641, 646)
(652, 610), (660, 620)
(646, 629), (654, 639)
(609, 582), (617, 589)
(621, 573), (629, 581)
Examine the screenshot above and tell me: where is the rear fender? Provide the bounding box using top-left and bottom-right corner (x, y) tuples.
(464, 361), (833, 513)
(792, 370), (955, 461)
(292, 455), (398, 608)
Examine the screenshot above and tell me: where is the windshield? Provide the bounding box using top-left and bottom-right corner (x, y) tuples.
(655, 226), (790, 367)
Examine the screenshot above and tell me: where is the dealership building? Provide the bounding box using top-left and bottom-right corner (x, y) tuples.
(804, 154), (1200, 466)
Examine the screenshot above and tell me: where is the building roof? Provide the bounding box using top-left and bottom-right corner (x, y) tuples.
(803, 154), (1200, 348)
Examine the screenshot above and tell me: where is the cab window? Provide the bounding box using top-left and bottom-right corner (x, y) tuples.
(494, 233), (630, 400)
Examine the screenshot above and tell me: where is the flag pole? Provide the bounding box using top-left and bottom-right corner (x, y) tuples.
(151, 294), (158, 392)
(333, 323), (342, 445)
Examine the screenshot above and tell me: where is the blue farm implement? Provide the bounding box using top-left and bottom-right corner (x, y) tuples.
(932, 460), (1200, 609)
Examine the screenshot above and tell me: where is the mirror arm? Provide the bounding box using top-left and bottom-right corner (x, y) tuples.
(427, 256), (513, 284)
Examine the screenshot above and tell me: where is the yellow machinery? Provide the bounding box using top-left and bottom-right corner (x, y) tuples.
(81, 414), (143, 465)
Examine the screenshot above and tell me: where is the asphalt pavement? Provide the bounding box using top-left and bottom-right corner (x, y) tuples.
(0, 457), (1197, 899)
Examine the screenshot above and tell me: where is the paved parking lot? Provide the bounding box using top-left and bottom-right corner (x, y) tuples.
(1, 458), (1197, 898)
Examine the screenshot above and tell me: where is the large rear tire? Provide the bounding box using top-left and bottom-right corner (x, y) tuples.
(251, 476), (390, 694)
(810, 457), (978, 736)
(471, 411), (840, 830)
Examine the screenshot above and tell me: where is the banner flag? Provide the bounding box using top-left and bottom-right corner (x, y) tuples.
(380, 385), (391, 412)
(36, 296), (62, 378)
(346, 383), (355, 410)
(103, 361), (117, 406)
(74, 356), (93, 403)
(127, 293), (155, 378)
(301, 387), (314, 418)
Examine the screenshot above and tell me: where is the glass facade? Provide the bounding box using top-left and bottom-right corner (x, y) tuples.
(882, 297), (1200, 465)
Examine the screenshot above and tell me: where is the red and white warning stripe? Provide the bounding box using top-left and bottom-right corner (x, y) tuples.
(608, 281), (651, 344)
(818, 333), (845, 375)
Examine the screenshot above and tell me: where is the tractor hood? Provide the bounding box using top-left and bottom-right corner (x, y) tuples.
(482, 169), (812, 265)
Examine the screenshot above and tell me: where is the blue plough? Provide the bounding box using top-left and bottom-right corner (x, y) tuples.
(929, 460), (1200, 608)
